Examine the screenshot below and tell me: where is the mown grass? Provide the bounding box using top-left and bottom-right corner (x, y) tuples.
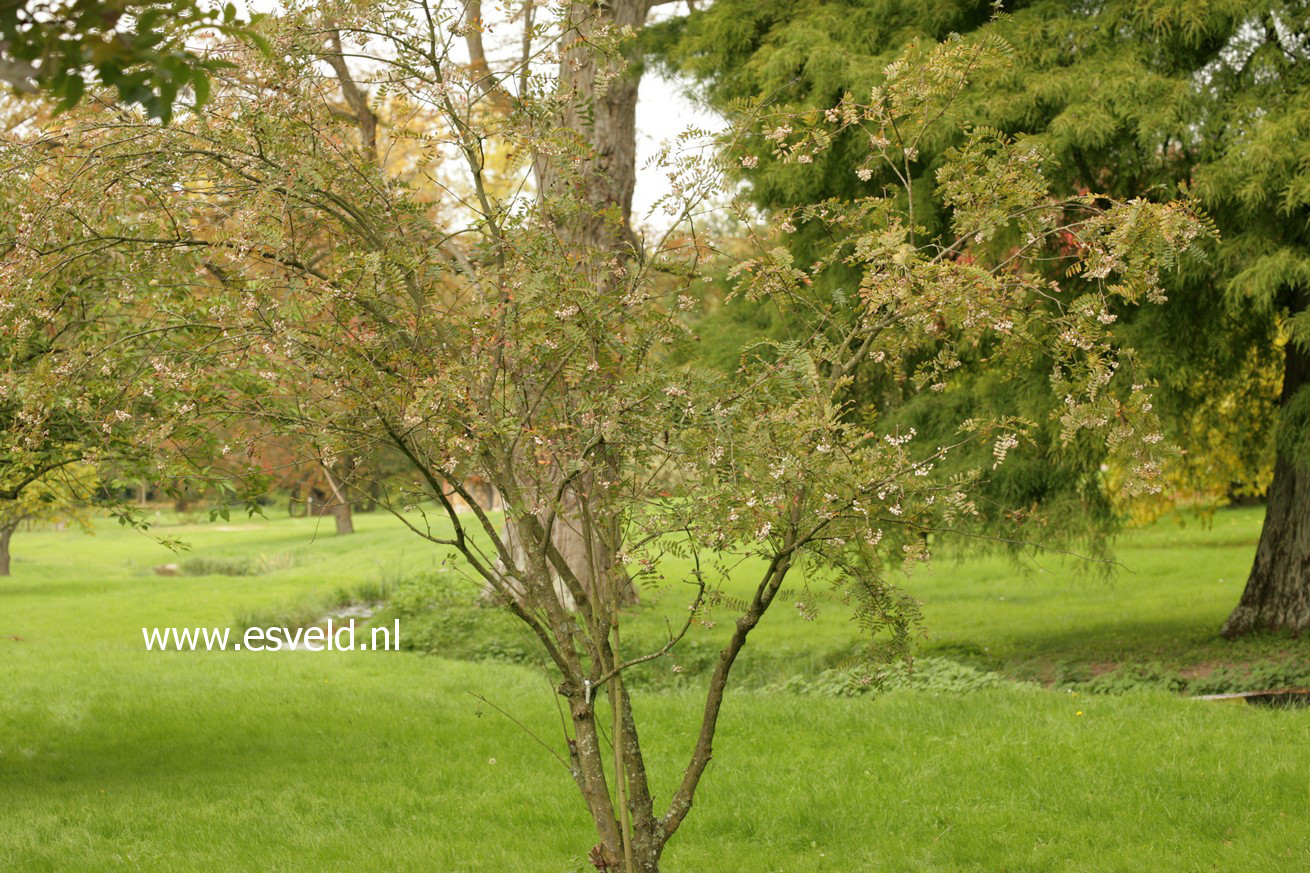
(385, 506), (1308, 691)
(1, 507), (1308, 871)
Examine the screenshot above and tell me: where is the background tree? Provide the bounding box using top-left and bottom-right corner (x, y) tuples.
(459, 0), (688, 603)
(0, 129), (208, 553)
(656, 0), (1310, 634)
(10, 8), (1207, 868)
(0, 463), (94, 575)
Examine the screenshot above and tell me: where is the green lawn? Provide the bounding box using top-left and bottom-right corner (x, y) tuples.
(1, 507), (1308, 871)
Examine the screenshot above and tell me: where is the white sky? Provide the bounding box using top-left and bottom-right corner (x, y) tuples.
(632, 3), (726, 222)
(633, 69), (726, 224)
(237, 1), (725, 225)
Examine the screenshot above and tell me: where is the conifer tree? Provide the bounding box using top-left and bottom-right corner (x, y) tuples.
(657, 0), (1310, 635)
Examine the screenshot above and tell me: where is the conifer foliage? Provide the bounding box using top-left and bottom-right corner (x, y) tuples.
(659, 0), (1310, 635)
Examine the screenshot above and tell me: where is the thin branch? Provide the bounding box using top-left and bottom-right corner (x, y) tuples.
(467, 691), (571, 771)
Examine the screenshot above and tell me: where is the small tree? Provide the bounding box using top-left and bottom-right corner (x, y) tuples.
(0, 464), (95, 575)
(8, 8), (1207, 869)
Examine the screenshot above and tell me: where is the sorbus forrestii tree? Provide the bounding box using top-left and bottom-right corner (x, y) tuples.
(2, 5), (1208, 868)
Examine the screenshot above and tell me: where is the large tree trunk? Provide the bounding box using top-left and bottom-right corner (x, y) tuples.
(0, 524), (12, 577)
(538, 0), (645, 253)
(498, 0), (650, 610)
(1223, 329), (1310, 637)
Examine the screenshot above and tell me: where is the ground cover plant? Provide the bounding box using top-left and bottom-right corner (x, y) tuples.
(1, 510), (1308, 872)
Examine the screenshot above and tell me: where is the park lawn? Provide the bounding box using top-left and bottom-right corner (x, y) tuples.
(898, 506), (1303, 678)
(405, 505), (1300, 687)
(1, 507), (1308, 871)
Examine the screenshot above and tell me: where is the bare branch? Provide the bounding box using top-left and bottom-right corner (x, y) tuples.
(322, 28), (379, 162)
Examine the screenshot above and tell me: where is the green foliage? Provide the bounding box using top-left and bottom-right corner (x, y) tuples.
(1073, 659), (1310, 697)
(0, 463), (96, 530)
(0, 463), (96, 574)
(658, 0), (1308, 516)
(771, 656), (1031, 696)
(180, 550), (298, 577)
(1278, 382), (1310, 465)
(0, 1), (262, 121)
(380, 573), (545, 666)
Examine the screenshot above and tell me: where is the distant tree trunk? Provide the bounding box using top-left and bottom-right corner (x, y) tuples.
(322, 465), (354, 536)
(0, 524), (12, 576)
(1223, 325), (1310, 637)
(333, 498), (354, 536)
(288, 486), (308, 517)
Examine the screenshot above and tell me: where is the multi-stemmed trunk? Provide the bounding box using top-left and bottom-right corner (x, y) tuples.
(560, 539), (799, 872)
(1224, 317), (1310, 636)
(570, 684), (664, 873)
(460, 4), (681, 865)
(545, 7), (655, 867)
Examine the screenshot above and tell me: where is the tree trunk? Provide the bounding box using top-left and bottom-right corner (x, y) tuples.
(538, 0), (646, 254)
(288, 486), (307, 517)
(333, 499), (354, 536)
(503, 0), (650, 611)
(0, 524), (12, 577)
(322, 464), (354, 536)
(569, 680), (663, 873)
(1223, 329), (1310, 637)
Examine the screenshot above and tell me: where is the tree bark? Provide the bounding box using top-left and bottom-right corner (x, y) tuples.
(0, 523), (12, 577)
(498, 0), (650, 610)
(333, 499), (354, 536)
(1223, 328), (1310, 637)
(322, 464), (355, 536)
(537, 0), (646, 253)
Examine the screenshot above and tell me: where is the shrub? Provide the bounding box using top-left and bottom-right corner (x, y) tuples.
(771, 658), (1031, 697)
(181, 551), (298, 577)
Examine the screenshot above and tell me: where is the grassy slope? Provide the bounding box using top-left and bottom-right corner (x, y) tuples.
(392, 505), (1303, 686)
(1, 508), (1307, 871)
